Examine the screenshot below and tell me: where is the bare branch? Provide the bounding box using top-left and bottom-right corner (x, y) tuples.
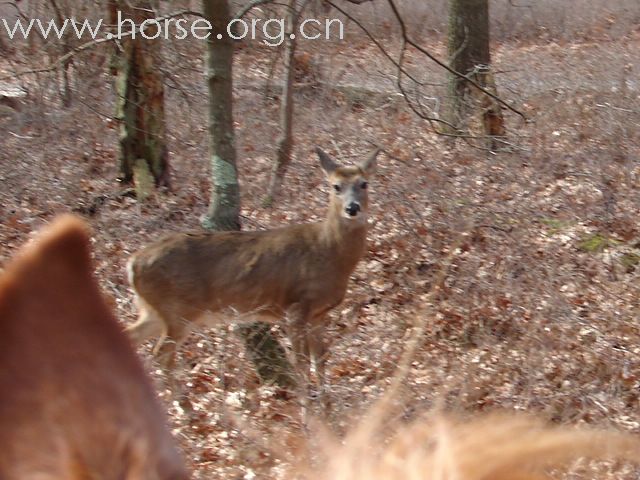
(325, 0), (424, 86)
(388, 13), (460, 133)
(233, 0), (275, 20)
(1, 1), (29, 21)
(385, 0), (527, 122)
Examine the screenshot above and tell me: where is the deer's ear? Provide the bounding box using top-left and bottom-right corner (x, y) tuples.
(359, 148), (380, 175)
(316, 148), (339, 176)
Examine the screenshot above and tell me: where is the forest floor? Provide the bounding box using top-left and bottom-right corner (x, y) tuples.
(2, 29), (640, 479)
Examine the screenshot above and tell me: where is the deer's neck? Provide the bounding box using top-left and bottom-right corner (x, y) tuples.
(319, 202), (368, 269)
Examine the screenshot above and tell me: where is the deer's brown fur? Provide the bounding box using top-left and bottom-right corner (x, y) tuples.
(0, 215), (187, 479)
(126, 148), (379, 392)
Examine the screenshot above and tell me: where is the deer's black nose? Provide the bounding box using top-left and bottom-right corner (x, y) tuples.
(345, 203), (361, 216)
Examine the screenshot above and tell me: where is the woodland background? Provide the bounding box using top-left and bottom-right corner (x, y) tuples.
(2, 1), (640, 478)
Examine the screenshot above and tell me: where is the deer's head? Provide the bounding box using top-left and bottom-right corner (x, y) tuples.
(317, 147), (380, 225)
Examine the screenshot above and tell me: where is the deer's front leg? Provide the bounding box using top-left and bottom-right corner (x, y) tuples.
(288, 306), (314, 399)
(307, 320), (329, 410)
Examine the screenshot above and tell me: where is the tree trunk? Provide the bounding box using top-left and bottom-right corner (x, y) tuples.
(446, 0), (505, 148)
(48, 0), (72, 108)
(200, 0), (241, 231)
(235, 323), (297, 389)
(201, 0), (295, 388)
(110, 1), (169, 193)
(263, 0), (298, 207)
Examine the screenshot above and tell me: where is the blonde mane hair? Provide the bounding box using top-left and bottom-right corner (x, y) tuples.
(307, 412), (639, 480)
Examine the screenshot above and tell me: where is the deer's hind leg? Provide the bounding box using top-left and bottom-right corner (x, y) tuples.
(125, 297), (168, 348)
(147, 307), (198, 412)
(152, 315), (193, 372)
(127, 299), (191, 395)
(154, 317), (195, 412)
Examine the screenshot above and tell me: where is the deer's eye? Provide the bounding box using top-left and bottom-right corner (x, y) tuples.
(361, 181), (368, 189)
(333, 184), (341, 193)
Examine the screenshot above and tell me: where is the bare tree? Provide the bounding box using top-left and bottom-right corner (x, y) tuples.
(263, 0), (301, 207)
(446, 0), (505, 147)
(47, 0), (72, 107)
(109, 0), (170, 194)
(325, 0), (522, 141)
(200, 0), (241, 230)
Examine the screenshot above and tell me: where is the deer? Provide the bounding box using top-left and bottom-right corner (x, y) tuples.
(125, 147), (380, 399)
(0, 215), (188, 479)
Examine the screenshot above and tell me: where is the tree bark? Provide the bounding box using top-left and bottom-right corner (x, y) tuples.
(446, 0), (505, 147)
(200, 0), (241, 231)
(264, 0), (299, 207)
(235, 323), (297, 389)
(110, 0), (169, 192)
